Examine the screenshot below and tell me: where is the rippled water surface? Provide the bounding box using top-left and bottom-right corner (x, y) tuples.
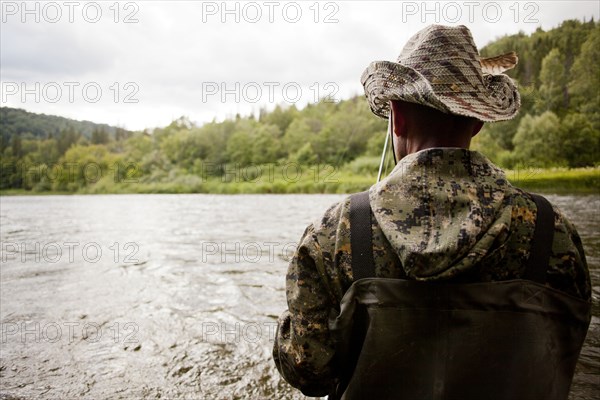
(0, 194), (598, 399)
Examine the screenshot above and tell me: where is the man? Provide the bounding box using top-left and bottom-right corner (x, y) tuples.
(273, 25), (591, 399)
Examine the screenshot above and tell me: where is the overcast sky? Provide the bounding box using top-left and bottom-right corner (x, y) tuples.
(1, 1), (598, 131)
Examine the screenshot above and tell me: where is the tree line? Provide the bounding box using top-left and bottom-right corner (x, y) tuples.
(474, 19), (599, 167)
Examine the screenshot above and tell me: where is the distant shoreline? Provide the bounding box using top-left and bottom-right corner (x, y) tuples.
(2, 168), (598, 196)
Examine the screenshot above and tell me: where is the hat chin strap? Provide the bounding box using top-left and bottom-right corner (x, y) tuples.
(377, 116), (396, 183)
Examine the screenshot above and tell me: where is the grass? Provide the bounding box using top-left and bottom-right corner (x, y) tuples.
(1, 167), (598, 196)
(504, 167), (600, 194)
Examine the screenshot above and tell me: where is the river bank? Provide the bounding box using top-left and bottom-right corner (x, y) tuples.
(1, 167), (598, 195)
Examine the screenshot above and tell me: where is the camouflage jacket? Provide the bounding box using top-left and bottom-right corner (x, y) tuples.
(273, 148), (591, 397)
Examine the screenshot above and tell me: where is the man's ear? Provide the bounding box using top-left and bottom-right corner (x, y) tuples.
(472, 121), (484, 137)
(390, 101), (406, 138)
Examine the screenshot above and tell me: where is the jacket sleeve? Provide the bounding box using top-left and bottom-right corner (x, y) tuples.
(273, 209), (343, 397)
(547, 206), (592, 301)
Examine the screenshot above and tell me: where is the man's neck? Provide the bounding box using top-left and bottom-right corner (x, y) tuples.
(411, 138), (471, 153)
(404, 133), (472, 156)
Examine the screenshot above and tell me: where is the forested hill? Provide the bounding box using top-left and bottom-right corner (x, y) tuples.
(481, 19), (596, 86)
(475, 18), (599, 167)
(1, 19), (598, 193)
(1, 107), (130, 144)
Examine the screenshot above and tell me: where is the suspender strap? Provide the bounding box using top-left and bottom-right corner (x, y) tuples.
(523, 193), (555, 284)
(350, 191), (376, 280)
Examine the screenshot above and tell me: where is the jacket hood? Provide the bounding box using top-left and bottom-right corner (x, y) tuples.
(369, 148), (513, 280)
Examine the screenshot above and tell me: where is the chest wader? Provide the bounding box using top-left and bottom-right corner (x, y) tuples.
(328, 191), (591, 400)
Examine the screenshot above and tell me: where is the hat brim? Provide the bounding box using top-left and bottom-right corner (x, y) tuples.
(361, 61), (521, 122)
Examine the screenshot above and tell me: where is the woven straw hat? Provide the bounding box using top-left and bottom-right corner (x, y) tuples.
(361, 25), (520, 122)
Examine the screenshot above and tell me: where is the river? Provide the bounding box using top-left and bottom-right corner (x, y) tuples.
(0, 194), (598, 399)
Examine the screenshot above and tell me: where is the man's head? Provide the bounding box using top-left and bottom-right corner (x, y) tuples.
(361, 25), (520, 159)
(390, 100), (484, 159)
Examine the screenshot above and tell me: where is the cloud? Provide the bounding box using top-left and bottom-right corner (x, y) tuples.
(1, 21), (113, 80)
